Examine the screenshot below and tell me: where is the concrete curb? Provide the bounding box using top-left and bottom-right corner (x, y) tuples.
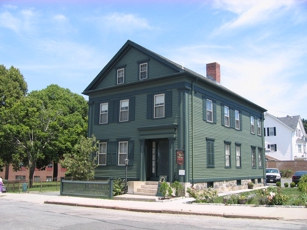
(44, 201), (282, 220)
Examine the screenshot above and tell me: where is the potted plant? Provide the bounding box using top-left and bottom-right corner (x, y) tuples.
(238, 195), (247, 204)
(248, 182), (254, 189)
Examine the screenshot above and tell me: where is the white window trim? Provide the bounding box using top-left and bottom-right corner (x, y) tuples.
(118, 141), (128, 166)
(119, 99), (129, 122)
(224, 106), (230, 127)
(206, 99), (213, 122)
(252, 148), (256, 168)
(99, 102), (108, 124)
(139, 63), (148, 80)
(154, 93), (165, 118)
(117, 68), (124, 85)
(225, 143), (230, 167)
(269, 127), (275, 136)
(258, 149), (262, 168)
(98, 142), (107, 166)
(235, 110), (240, 130)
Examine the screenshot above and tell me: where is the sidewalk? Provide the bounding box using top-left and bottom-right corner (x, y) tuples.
(1, 191), (306, 221)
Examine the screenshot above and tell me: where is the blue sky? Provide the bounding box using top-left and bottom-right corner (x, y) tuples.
(0, 0), (307, 118)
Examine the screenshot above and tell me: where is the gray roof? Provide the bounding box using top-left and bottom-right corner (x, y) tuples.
(277, 115), (300, 130)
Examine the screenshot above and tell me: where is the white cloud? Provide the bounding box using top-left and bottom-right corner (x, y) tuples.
(53, 14), (67, 21)
(213, 0), (296, 33)
(102, 12), (152, 32)
(0, 11), (22, 33)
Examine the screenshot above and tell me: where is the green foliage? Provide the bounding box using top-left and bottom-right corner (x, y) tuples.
(290, 182), (296, 188)
(171, 181), (184, 197)
(159, 181), (172, 198)
(297, 174), (307, 193)
(60, 135), (98, 181)
(276, 181), (281, 187)
(187, 187), (218, 203)
(280, 169), (292, 178)
(247, 182), (254, 189)
(113, 178), (125, 196)
(284, 182), (289, 187)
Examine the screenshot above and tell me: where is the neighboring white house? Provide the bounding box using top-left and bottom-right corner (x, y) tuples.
(264, 113), (307, 160)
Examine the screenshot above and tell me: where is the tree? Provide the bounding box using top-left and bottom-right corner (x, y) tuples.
(302, 118), (307, 133)
(0, 65), (28, 172)
(60, 135), (98, 180)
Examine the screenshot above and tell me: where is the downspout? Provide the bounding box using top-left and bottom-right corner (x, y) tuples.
(262, 115), (266, 185)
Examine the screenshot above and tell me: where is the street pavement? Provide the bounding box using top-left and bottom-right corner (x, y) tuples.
(1, 188), (306, 221)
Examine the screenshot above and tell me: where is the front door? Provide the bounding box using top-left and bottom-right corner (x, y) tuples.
(147, 139), (169, 181)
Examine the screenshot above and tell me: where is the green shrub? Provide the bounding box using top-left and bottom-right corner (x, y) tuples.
(171, 181), (184, 197)
(159, 181), (172, 198)
(113, 178), (125, 196)
(284, 182), (289, 187)
(290, 182), (296, 188)
(276, 181), (281, 187)
(298, 175), (307, 193)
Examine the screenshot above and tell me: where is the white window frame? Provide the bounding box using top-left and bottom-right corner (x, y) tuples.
(154, 94), (165, 118)
(225, 143), (230, 167)
(269, 144), (276, 152)
(250, 116), (255, 134)
(139, 63), (148, 80)
(251, 147), (256, 168)
(236, 145), (241, 167)
(298, 144), (302, 153)
(257, 119), (261, 136)
(99, 102), (108, 124)
(119, 99), (129, 122)
(224, 106), (230, 127)
(235, 110), (240, 130)
(118, 141), (128, 166)
(258, 149), (262, 168)
(117, 68), (124, 84)
(206, 99), (213, 122)
(98, 142), (107, 166)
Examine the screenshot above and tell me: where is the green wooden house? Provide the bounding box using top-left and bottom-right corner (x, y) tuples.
(83, 40), (267, 194)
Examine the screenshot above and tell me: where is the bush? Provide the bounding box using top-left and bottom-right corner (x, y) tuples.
(113, 178), (125, 196)
(159, 181), (173, 198)
(248, 182), (254, 189)
(290, 182), (296, 188)
(280, 169), (293, 178)
(171, 181), (184, 197)
(276, 181), (281, 187)
(187, 187), (218, 203)
(284, 182), (289, 187)
(298, 175), (307, 193)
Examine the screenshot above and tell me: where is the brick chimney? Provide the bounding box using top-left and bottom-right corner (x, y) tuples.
(206, 62), (220, 83)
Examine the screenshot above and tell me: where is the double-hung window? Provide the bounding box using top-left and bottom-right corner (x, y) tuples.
(251, 147), (256, 168)
(235, 144), (241, 167)
(206, 138), (215, 168)
(99, 103), (108, 124)
(268, 127), (276, 136)
(258, 148), (263, 168)
(225, 142), (231, 167)
(154, 94), (165, 118)
(98, 142), (107, 165)
(117, 68), (124, 84)
(139, 63), (148, 80)
(257, 119), (261, 136)
(224, 106), (230, 127)
(119, 99), (129, 122)
(118, 141), (128, 165)
(235, 110), (240, 130)
(206, 99), (213, 122)
(250, 116), (255, 134)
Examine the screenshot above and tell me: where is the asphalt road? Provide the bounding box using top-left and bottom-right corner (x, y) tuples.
(1, 199), (306, 230)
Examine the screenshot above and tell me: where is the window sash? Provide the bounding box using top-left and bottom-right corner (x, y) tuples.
(139, 63), (148, 80)
(236, 145), (241, 167)
(99, 103), (108, 124)
(154, 94), (165, 118)
(250, 116), (255, 134)
(118, 141), (128, 165)
(269, 127), (275, 136)
(224, 106), (230, 127)
(207, 140), (214, 167)
(225, 144), (230, 167)
(206, 99), (213, 122)
(98, 142), (107, 165)
(257, 119), (261, 135)
(258, 149), (262, 167)
(117, 68), (124, 84)
(119, 99), (129, 122)
(235, 110), (240, 130)
(251, 148), (256, 168)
